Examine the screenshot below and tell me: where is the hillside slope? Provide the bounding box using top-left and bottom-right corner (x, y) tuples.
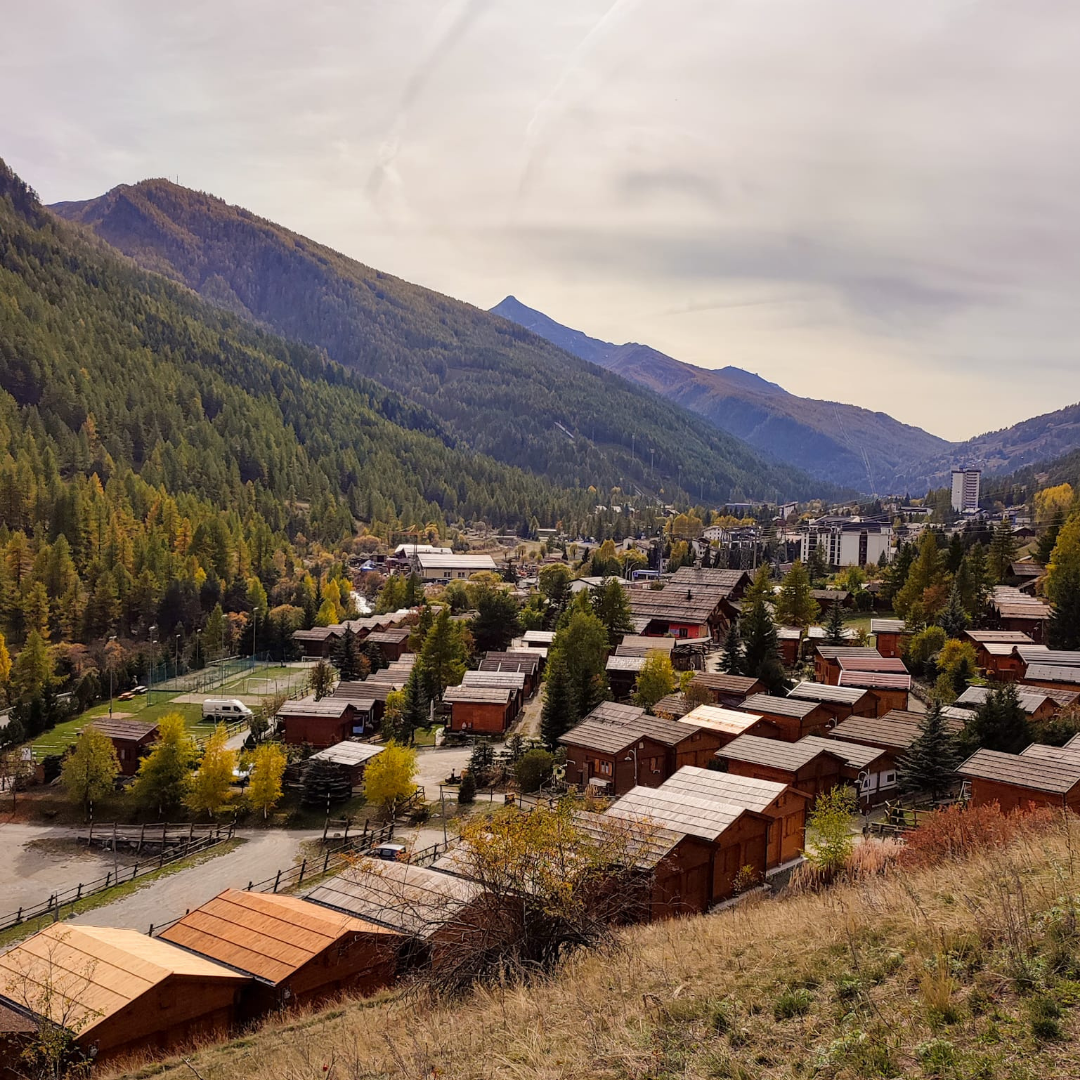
(0, 157), (598, 536)
(50, 184), (829, 504)
(124, 816), (1080, 1080)
(492, 295), (950, 493)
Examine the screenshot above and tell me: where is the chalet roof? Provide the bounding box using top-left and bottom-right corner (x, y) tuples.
(571, 810), (685, 871)
(305, 861), (484, 939)
(281, 696), (356, 718)
(689, 673), (762, 697)
(787, 681), (870, 706)
(479, 659), (538, 675)
(1011, 562), (1044, 579)
(1026, 665), (1080, 686)
(606, 654), (648, 672)
(606, 784), (753, 841)
(741, 693), (825, 720)
(442, 685), (514, 705)
(559, 718), (644, 755)
(776, 625), (804, 641)
(1021, 742), (1080, 769)
(480, 651), (540, 672)
(461, 670), (526, 691)
(161, 889), (392, 985)
(415, 553), (498, 572)
(0, 924), (246, 1036)
(871, 619), (909, 634)
(805, 625), (859, 641)
(669, 567), (748, 596)
(990, 586), (1051, 621)
(561, 703), (695, 750)
(308, 742), (385, 767)
(619, 635), (676, 653)
(811, 589), (851, 603)
(957, 748), (1080, 795)
(796, 735), (890, 771)
(586, 701), (647, 725)
(838, 671), (913, 691)
(628, 587), (725, 625)
(680, 705), (768, 736)
(955, 685), (1060, 715)
(717, 734), (847, 773)
(1022, 649), (1080, 667)
(652, 693), (690, 719)
(836, 656), (910, 674)
(293, 627), (341, 642)
(661, 765), (792, 813)
(965, 630), (1035, 644)
(88, 717), (159, 741)
(365, 629), (411, 645)
(815, 646), (881, 660)
(522, 630), (556, 645)
(830, 710), (960, 751)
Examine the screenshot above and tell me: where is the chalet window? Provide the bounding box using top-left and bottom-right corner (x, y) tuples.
(882, 771), (897, 788)
(599, 760), (612, 776)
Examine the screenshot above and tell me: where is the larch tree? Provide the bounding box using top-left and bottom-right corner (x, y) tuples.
(365, 741), (418, 817)
(131, 712), (196, 816)
(247, 741), (287, 819)
(632, 651), (676, 712)
(12, 630), (55, 702)
(988, 519), (1019, 584)
(419, 606), (468, 700)
(185, 723), (236, 819)
(309, 659), (337, 700)
(591, 577), (634, 647)
(894, 530), (945, 623)
(1046, 511), (1080, 650)
(61, 726), (120, 815)
(774, 561), (819, 629)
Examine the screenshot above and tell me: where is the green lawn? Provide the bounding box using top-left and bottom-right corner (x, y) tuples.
(32, 694), (207, 758)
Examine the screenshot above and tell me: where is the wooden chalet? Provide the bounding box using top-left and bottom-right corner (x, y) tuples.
(829, 710), (962, 801)
(988, 587), (1051, 644)
(365, 628), (411, 663)
(461, 669), (526, 712)
(652, 693), (690, 719)
(686, 672), (765, 707)
(835, 671), (911, 715)
(605, 653), (647, 700)
(88, 718), (160, 777)
(160, 889), (399, 1017)
(292, 626), (342, 659)
(668, 566), (751, 598)
(715, 734), (846, 802)
(627, 569), (747, 642)
(786, 681), (876, 723)
(814, 645), (881, 684)
(1021, 650), (1080, 694)
(661, 766), (810, 868)
(679, 704), (781, 745)
(442, 684), (516, 734)
(964, 630), (1034, 680)
(737, 693), (834, 741)
(479, 651), (542, 693)
(776, 626), (803, 667)
(812, 588), (853, 609)
(304, 860), (487, 971)
(796, 735), (894, 806)
(959, 746), (1080, 812)
(521, 630), (556, 649)
(571, 810), (713, 919)
(279, 696), (359, 748)
(0, 924), (247, 1067)
(871, 618), (912, 659)
(606, 783), (770, 903)
(306, 741), (385, 788)
(955, 684), (1075, 722)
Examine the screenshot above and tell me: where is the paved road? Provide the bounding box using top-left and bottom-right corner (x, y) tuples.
(414, 746), (473, 794)
(72, 828), (323, 932)
(1, 823), (117, 915)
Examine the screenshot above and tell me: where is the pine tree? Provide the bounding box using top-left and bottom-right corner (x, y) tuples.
(945, 532), (966, 574)
(720, 619), (744, 675)
(806, 541), (829, 583)
(399, 664), (430, 744)
(591, 577), (634, 647)
(470, 582), (521, 653)
(961, 682), (1029, 755)
(741, 595), (787, 693)
(540, 651), (574, 750)
(936, 583), (970, 639)
(1036, 509), (1065, 566)
(960, 542), (991, 619)
(988, 519), (1019, 584)
(824, 601), (847, 646)
(419, 606), (468, 700)
(774, 561), (819, 628)
(898, 701), (960, 801)
(331, 626), (365, 680)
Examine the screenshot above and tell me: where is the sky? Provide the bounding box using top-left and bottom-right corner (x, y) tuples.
(3, 0), (1079, 441)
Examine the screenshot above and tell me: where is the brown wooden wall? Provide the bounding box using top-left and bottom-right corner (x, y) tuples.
(448, 701), (514, 734)
(968, 777), (1079, 814)
(281, 712), (354, 748)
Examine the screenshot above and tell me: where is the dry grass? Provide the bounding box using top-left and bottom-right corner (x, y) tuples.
(109, 814), (1080, 1080)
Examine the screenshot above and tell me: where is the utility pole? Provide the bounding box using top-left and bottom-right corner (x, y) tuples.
(148, 624), (157, 705)
(107, 635), (117, 718)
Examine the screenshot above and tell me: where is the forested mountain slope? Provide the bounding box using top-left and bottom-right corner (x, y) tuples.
(491, 295), (950, 493)
(51, 181), (830, 504)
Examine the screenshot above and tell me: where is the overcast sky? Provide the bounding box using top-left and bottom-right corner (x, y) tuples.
(3, 0), (1079, 440)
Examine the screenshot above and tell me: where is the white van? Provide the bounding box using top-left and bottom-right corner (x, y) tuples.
(201, 698), (254, 721)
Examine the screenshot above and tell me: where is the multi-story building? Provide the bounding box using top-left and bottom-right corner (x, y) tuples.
(951, 467), (981, 513)
(799, 516), (891, 568)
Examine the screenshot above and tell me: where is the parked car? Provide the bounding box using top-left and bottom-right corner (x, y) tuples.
(117, 691), (135, 701)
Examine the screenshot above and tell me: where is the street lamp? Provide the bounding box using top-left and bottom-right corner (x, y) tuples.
(195, 629), (202, 670)
(147, 625), (157, 706)
(624, 746), (639, 786)
(107, 635), (117, 718)
(175, 634), (181, 678)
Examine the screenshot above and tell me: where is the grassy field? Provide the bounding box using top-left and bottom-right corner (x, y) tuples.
(123, 815), (1080, 1080)
(32, 694), (208, 757)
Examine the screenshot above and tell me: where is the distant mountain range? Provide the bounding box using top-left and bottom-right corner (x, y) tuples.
(51, 181), (832, 505)
(490, 296), (1080, 495)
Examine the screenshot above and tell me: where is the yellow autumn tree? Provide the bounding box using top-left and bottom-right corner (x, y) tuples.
(364, 741), (417, 817)
(247, 742), (287, 820)
(185, 724), (236, 819)
(1035, 483), (1074, 526)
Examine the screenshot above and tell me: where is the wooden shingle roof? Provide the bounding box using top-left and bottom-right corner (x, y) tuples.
(690, 673), (762, 697)
(740, 694), (825, 719)
(787, 681), (870, 706)
(606, 785), (753, 841)
(679, 705), (767, 736)
(717, 734), (848, 773)
(160, 889), (393, 985)
(661, 765), (792, 812)
(958, 748), (1080, 795)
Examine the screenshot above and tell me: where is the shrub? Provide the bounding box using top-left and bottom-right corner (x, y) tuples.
(898, 802), (1058, 869)
(1028, 994), (1063, 1040)
(803, 785), (857, 877)
(916, 1037), (956, 1074)
(773, 987), (813, 1020)
(513, 747), (555, 793)
(457, 771), (476, 805)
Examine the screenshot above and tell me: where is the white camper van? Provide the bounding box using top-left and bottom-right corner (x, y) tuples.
(201, 698), (254, 721)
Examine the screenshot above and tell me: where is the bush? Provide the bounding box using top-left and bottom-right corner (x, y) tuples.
(773, 987), (813, 1020)
(458, 771), (476, 805)
(898, 802), (1058, 870)
(1028, 994), (1063, 1040)
(514, 748), (555, 793)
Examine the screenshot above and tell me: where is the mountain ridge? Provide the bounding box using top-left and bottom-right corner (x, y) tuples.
(50, 182), (836, 505)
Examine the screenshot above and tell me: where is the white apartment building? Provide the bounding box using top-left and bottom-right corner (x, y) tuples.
(799, 517), (892, 568)
(950, 468), (981, 514)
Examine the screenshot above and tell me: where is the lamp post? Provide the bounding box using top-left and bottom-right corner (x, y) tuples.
(196, 629), (202, 671)
(147, 624), (157, 706)
(175, 634), (181, 678)
(624, 746), (639, 786)
(107, 635), (117, 718)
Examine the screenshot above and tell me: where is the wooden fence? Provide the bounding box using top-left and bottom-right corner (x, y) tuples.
(0, 824), (235, 934)
(77, 821), (226, 853)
